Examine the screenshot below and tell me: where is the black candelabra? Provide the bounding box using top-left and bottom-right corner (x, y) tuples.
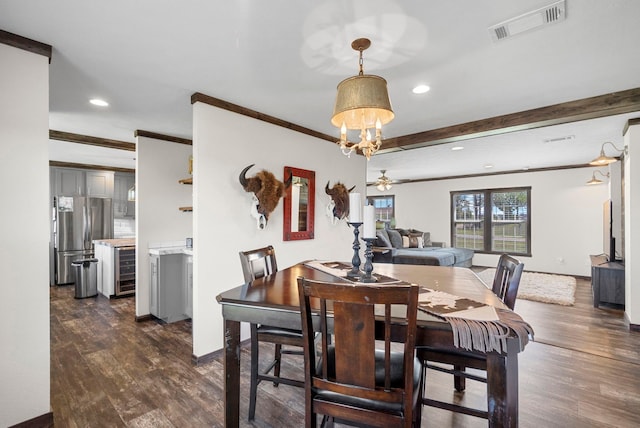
(346, 222), (362, 279)
(360, 238), (377, 283)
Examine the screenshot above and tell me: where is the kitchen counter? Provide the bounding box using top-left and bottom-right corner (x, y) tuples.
(94, 238), (135, 247)
(148, 246), (192, 256)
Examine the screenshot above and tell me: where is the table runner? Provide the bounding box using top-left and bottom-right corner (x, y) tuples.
(418, 289), (534, 353)
(304, 261), (534, 353)
(304, 260), (407, 285)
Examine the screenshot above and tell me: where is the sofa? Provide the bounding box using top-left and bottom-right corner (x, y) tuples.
(373, 228), (474, 268)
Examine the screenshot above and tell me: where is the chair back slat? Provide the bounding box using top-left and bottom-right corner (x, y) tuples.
(334, 301), (376, 388)
(491, 254), (524, 310)
(239, 246), (278, 283)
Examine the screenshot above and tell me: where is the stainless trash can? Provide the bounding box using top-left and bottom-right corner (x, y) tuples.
(72, 258), (99, 298)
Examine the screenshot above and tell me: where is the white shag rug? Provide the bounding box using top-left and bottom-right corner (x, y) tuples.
(476, 268), (576, 306)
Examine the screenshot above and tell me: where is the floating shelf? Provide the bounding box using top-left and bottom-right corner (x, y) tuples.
(179, 178), (193, 185)
(179, 206), (193, 212)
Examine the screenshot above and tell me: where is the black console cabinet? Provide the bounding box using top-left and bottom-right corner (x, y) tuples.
(590, 255), (625, 308)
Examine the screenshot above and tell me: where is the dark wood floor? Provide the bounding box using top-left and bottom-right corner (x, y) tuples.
(50, 274), (640, 427)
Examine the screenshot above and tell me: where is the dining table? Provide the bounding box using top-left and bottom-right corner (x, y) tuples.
(216, 262), (530, 427)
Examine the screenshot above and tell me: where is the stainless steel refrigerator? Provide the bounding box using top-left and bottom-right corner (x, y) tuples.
(54, 196), (113, 285)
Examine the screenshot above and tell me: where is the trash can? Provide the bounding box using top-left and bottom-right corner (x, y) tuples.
(72, 258), (99, 299)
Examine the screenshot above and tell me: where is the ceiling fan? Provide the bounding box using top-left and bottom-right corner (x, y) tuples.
(375, 170), (393, 191)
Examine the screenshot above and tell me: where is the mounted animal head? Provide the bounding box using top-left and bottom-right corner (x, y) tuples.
(239, 164), (292, 229)
(325, 181), (355, 224)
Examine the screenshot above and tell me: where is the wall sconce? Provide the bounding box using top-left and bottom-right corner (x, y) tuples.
(127, 184), (136, 201)
(589, 142), (626, 166)
(586, 170), (610, 185)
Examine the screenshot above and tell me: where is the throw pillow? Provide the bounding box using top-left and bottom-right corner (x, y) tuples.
(386, 229), (404, 249)
(408, 232), (424, 248)
(422, 232), (432, 247)
(375, 229), (393, 248)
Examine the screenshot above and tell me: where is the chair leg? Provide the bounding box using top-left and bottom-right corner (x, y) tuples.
(273, 343), (282, 387)
(249, 327), (259, 420)
(454, 365), (466, 392)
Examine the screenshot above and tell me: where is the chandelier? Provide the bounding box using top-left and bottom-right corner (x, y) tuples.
(375, 170), (393, 191)
(331, 38), (394, 160)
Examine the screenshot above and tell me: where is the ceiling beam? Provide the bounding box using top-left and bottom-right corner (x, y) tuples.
(0, 29), (52, 62)
(49, 130), (135, 151)
(49, 161), (134, 174)
(191, 92), (337, 143)
(135, 130), (192, 145)
(380, 87), (640, 153)
(367, 163), (595, 186)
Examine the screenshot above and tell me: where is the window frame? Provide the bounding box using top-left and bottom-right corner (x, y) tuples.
(450, 187), (531, 256)
(366, 195), (395, 227)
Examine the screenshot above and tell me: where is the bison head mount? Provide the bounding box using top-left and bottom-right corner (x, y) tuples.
(325, 181), (355, 225)
(239, 164), (291, 229)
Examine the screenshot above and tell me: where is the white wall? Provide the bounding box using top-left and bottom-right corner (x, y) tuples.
(368, 167), (609, 276)
(0, 44), (51, 426)
(624, 121), (639, 325)
(136, 136), (193, 316)
(192, 101), (365, 357)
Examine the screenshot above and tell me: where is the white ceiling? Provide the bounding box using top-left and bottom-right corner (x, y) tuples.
(2, 0), (639, 181)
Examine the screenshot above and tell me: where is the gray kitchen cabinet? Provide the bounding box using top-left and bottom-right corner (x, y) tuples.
(53, 167), (85, 196)
(184, 254), (193, 319)
(114, 172), (135, 218)
(86, 170), (114, 198)
(149, 253), (187, 323)
(51, 167), (114, 199)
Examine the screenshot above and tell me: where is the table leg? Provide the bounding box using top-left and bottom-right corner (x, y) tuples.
(224, 318), (241, 427)
(486, 338), (519, 427)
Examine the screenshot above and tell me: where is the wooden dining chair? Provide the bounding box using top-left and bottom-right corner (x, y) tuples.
(239, 246), (305, 421)
(418, 253), (524, 419)
(297, 277), (423, 428)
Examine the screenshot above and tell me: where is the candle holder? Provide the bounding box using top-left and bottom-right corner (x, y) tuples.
(360, 238), (377, 283)
(346, 222), (363, 279)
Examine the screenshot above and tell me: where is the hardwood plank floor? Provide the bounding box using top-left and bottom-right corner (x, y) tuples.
(50, 274), (640, 427)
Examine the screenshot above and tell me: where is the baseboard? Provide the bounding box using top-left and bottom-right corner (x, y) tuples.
(191, 349), (222, 366)
(624, 312), (640, 331)
(9, 411), (53, 428)
(135, 314), (154, 322)
(190, 339), (250, 366)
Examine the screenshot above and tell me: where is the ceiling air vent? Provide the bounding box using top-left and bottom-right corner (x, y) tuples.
(489, 0), (566, 42)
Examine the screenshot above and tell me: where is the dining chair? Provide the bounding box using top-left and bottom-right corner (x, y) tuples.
(418, 253), (524, 419)
(239, 246), (305, 421)
(297, 277), (423, 428)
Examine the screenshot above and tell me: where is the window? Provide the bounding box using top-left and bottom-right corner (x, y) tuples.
(367, 195), (395, 227)
(451, 187), (530, 255)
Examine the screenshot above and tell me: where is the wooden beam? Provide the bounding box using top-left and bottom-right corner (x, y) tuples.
(367, 163), (595, 186)
(191, 92), (337, 143)
(49, 161), (134, 174)
(0, 29), (52, 62)
(623, 117), (640, 136)
(49, 130), (135, 151)
(134, 130), (192, 145)
(380, 88), (640, 152)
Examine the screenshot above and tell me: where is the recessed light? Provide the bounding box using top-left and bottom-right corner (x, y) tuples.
(484, 164), (494, 169)
(412, 84), (430, 94)
(90, 98), (109, 107)
(451, 146), (464, 151)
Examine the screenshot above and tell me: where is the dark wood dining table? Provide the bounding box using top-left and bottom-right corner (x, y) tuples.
(216, 262), (527, 427)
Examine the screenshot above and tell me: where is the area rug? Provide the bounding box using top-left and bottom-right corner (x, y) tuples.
(476, 268), (576, 306)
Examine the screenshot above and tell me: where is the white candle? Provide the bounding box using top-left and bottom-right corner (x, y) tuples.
(363, 205), (376, 239)
(349, 193), (361, 223)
